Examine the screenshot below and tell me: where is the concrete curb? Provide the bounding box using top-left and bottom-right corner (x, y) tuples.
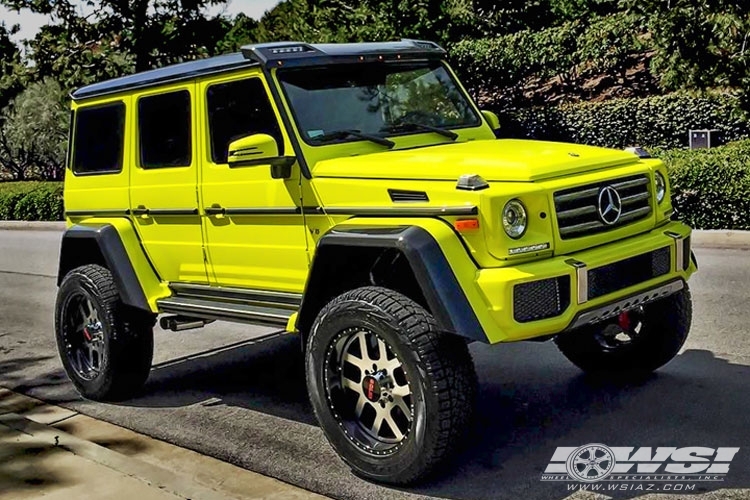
(0, 388), (327, 500)
(0, 220), (66, 231)
(0, 221), (749, 250)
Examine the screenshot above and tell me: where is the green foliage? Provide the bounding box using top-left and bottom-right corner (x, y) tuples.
(0, 181), (63, 221)
(451, 12), (647, 97)
(663, 140), (750, 230)
(0, 78), (69, 181)
(500, 92), (749, 150)
(620, 0), (749, 90)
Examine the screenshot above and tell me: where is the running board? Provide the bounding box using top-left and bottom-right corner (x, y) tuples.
(157, 296), (292, 327)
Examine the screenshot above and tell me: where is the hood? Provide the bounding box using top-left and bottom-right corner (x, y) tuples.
(312, 139), (641, 182)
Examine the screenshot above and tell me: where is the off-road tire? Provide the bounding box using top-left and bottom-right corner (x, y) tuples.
(305, 286), (477, 485)
(555, 286), (692, 376)
(55, 264), (155, 401)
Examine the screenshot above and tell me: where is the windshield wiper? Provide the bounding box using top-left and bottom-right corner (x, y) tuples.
(310, 129), (395, 149)
(382, 122), (458, 141)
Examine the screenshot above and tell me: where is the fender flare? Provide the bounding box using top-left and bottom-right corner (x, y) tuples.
(58, 224), (151, 311)
(296, 224), (486, 342)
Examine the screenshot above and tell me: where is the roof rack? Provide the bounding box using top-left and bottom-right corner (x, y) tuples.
(72, 39), (446, 100)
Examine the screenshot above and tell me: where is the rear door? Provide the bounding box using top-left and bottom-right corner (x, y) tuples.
(129, 84), (208, 284)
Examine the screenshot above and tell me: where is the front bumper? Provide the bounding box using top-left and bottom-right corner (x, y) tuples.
(475, 221), (694, 343)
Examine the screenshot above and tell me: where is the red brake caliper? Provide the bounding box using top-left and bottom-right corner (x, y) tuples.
(83, 327), (92, 341)
(618, 311), (631, 331)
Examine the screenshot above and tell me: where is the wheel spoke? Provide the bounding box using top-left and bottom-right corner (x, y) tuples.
(377, 338), (389, 363)
(354, 395), (367, 418)
(342, 351), (370, 372)
(582, 464), (594, 475)
(595, 455), (610, 464)
(342, 377), (361, 393)
(593, 463), (608, 475)
(371, 410), (386, 436)
(392, 395), (412, 420)
(391, 384), (410, 398)
(574, 457), (589, 465)
(356, 331), (373, 364)
(384, 412), (404, 441)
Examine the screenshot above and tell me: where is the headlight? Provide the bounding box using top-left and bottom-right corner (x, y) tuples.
(655, 171), (666, 204)
(502, 199), (527, 239)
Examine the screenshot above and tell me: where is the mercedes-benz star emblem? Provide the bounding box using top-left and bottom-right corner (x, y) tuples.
(598, 186), (622, 225)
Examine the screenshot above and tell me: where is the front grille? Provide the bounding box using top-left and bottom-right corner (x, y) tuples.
(554, 175), (652, 239)
(588, 247), (671, 300)
(514, 276), (571, 323)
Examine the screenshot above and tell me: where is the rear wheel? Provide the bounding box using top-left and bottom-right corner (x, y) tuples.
(305, 286), (477, 485)
(555, 286), (692, 376)
(55, 264), (155, 401)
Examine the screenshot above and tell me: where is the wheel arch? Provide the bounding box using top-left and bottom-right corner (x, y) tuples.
(58, 222), (165, 312)
(296, 224), (486, 343)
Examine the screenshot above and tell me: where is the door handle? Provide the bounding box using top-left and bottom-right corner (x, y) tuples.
(205, 205), (225, 216)
(131, 205), (150, 216)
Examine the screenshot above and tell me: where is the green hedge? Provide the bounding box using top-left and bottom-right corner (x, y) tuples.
(0, 182), (64, 221)
(663, 140), (750, 230)
(498, 92), (750, 150)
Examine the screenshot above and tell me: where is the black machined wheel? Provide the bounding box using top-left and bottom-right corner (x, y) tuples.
(324, 327), (414, 455)
(555, 285), (692, 377)
(306, 286), (477, 485)
(55, 264), (155, 401)
(59, 292), (107, 381)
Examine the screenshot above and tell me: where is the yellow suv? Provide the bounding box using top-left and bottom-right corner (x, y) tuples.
(56, 40), (695, 485)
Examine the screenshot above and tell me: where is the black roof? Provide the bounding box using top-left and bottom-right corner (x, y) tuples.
(71, 39), (445, 101)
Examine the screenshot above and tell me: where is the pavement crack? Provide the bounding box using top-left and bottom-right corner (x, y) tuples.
(0, 269), (56, 279)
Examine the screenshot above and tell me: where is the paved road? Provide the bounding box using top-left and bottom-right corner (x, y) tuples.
(1, 228), (749, 500)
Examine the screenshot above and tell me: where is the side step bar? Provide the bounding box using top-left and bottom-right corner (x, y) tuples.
(157, 296), (292, 327)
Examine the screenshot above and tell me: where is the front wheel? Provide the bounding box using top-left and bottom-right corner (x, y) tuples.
(305, 286), (477, 485)
(555, 285), (692, 377)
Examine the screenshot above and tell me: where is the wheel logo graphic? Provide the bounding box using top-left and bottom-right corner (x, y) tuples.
(566, 444), (616, 482)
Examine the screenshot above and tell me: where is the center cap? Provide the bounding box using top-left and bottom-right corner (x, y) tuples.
(362, 375), (382, 402)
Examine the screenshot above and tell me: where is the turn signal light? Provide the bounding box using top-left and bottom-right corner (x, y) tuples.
(454, 219), (479, 231)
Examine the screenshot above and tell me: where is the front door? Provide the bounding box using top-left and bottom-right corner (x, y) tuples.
(129, 84), (208, 284)
(198, 72), (309, 292)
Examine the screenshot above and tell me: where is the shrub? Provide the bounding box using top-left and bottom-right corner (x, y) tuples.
(662, 140), (750, 230)
(499, 91), (750, 150)
(0, 181), (64, 221)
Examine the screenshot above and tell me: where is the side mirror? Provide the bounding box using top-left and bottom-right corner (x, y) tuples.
(227, 133), (295, 179)
(481, 110), (501, 135)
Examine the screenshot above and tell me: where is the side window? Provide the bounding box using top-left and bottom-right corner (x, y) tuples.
(138, 90), (191, 168)
(207, 78), (283, 164)
(72, 102), (125, 174)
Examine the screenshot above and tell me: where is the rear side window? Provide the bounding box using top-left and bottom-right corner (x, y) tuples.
(207, 78), (283, 164)
(72, 103), (125, 174)
(138, 90), (191, 168)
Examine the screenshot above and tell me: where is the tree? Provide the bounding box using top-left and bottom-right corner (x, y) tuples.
(0, 78), (68, 180)
(621, 0), (750, 90)
(3, 0), (232, 76)
(0, 22), (23, 110)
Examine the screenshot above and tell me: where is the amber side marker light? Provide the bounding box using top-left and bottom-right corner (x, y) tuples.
(454, 219), (480, 231)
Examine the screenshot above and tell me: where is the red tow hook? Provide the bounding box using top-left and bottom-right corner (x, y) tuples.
(83, 327), (92, 341)
(618, 311), (631, 331)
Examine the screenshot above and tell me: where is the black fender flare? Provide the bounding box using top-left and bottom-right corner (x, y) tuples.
(296, 225), (486, 342)
(57, 224), (150, 311)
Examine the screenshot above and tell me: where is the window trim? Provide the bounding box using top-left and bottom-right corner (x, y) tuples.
(204, 75), (285, 166)
(277, 60), (483, 148)
(136, 89), (193, 170)
(70, 101), (127, 177)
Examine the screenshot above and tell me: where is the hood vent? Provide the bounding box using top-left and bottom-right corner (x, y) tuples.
(388, 189), (429, 202)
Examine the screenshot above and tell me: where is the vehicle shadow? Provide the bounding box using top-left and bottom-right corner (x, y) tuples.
(119, 334), (750, 500)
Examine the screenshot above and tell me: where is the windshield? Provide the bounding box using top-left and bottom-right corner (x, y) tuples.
(277, 61), (481, 145)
